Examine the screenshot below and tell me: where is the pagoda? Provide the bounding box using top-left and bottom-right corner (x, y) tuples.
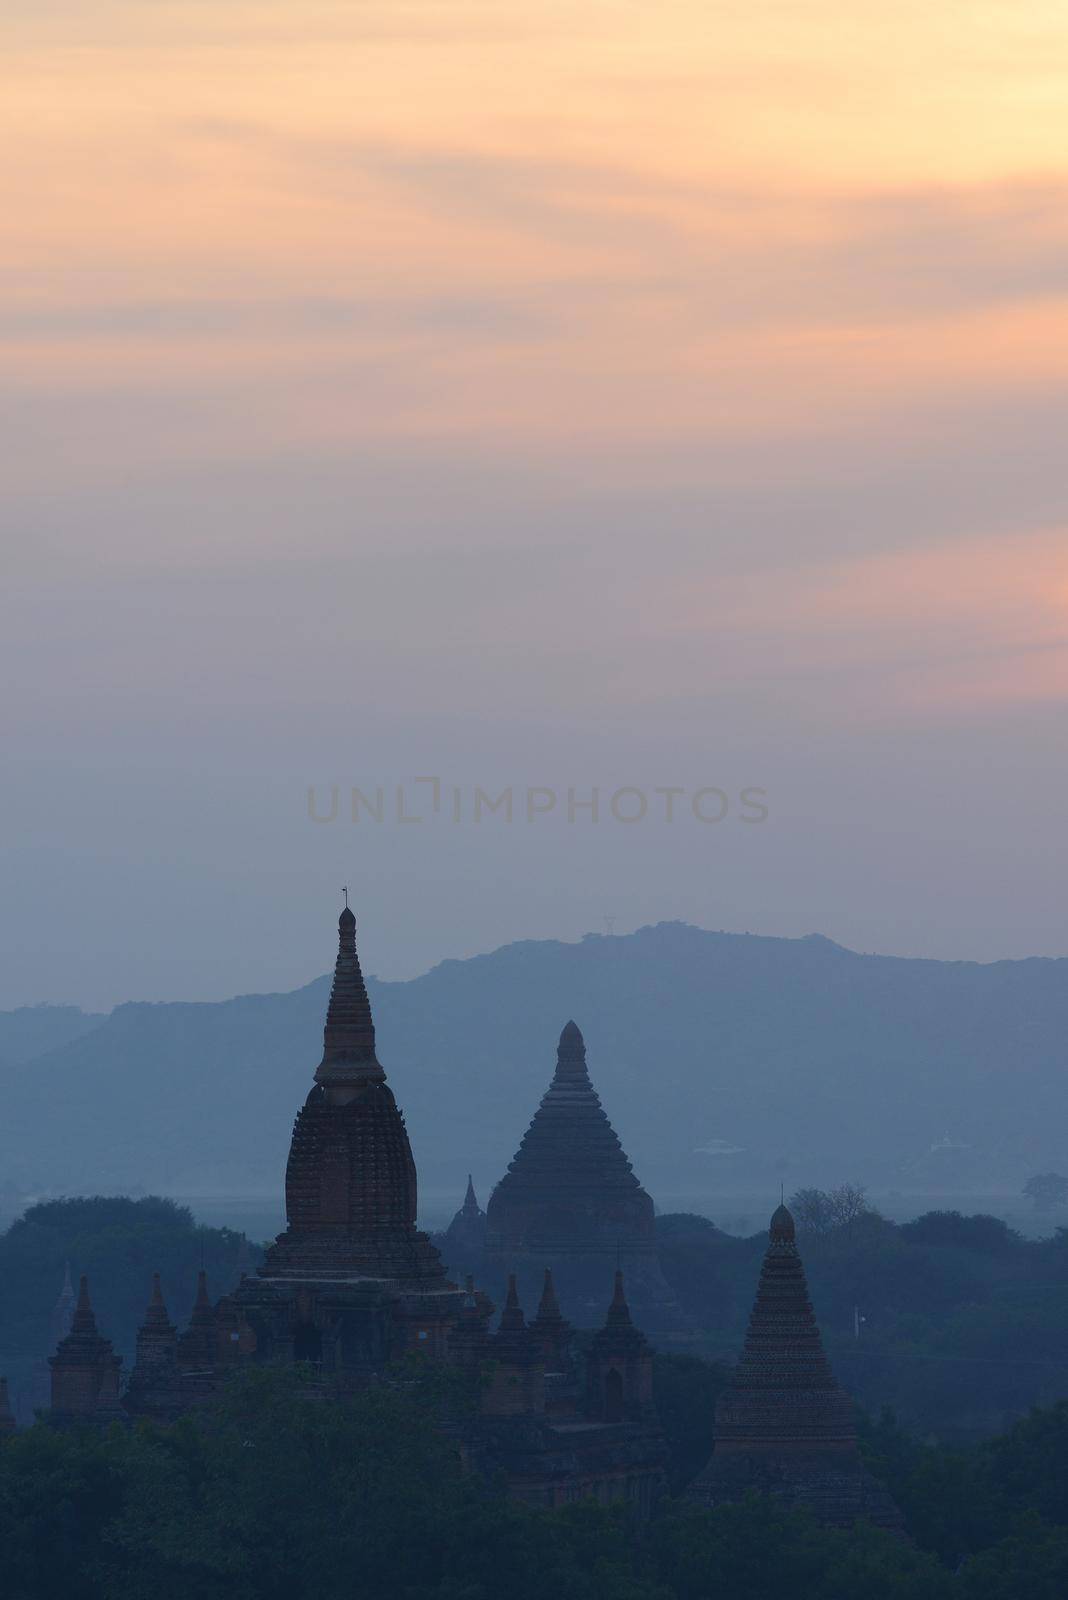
(687, 1204), (901, 1530)
(486, 1021), (682, 1329)
(220, 904), (462, 1376)
(443, 1175), (487, 1260)
(49, 1275), (123, 1425)
(123, 1273), (180, 1421)
(111, 899), (666, 1512)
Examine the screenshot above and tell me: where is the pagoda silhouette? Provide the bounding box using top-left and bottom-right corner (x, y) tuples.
(688, 1203), (902, 1530)
(485, 1021), (684, 1330)
(39, 901), (667, 1513)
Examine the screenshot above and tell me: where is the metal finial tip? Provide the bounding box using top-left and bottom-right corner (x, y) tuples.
(342, 884), (349, 908)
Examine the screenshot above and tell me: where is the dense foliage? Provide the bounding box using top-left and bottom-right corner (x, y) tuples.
(6, 1368), (1068, 1599)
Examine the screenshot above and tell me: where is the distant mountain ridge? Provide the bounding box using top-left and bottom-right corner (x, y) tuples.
(1, 922), (1066, 1208)
(0, 1004), (106, 1066)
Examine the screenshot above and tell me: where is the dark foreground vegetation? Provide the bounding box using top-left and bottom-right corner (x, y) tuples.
(5, 1365), (1068, 1599)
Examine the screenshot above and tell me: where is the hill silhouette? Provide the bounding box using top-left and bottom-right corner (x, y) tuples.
(1, 923), (1066, 1210)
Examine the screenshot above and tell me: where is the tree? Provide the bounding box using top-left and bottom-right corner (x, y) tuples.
(1023, 1174), (1068, 1212)
(789, 1184), (872, 1235)
(789, 1188), (837, 1235)
(652, 1354), (730, 1493)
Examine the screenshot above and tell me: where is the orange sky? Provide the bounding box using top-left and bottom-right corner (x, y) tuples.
(5, 1), (1068, 440)
(5, 2), (1067, 695)
(3, 1), (1068, 999)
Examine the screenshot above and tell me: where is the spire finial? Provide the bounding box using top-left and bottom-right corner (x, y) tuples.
(342, 884), (349, 909)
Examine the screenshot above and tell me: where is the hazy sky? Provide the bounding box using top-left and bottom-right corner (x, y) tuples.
(3, 1), (1068, 1010)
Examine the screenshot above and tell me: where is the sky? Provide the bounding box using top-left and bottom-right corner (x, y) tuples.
(2, 0), (1068, 1010)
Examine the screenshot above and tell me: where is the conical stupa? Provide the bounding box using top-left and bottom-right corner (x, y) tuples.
(688, 1205), (902, 1530)
(487, 1021), (655, 1256)
(486, 1023), (682, 1329)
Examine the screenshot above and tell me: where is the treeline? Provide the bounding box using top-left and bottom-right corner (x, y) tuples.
(4, 1365), (1068, 1599)
(8, 1194), (1068, 1443)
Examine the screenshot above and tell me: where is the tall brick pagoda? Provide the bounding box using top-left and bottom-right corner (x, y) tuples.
(224, 902), (461, 1375)
(111, 899), (667, 1512)
(49, 1275), (123, 1425)
(263, 902), (446, 1285)
(486, 1021), (682, 1330)
(687, 1204), (901, 1530)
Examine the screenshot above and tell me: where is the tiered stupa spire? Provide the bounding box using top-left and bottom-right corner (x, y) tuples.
(486, 1022), (655, 1256)
(688, 1205), (902, 1530)
(712, 1203), (851, 1448)
(315, 905), (383, 1086)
